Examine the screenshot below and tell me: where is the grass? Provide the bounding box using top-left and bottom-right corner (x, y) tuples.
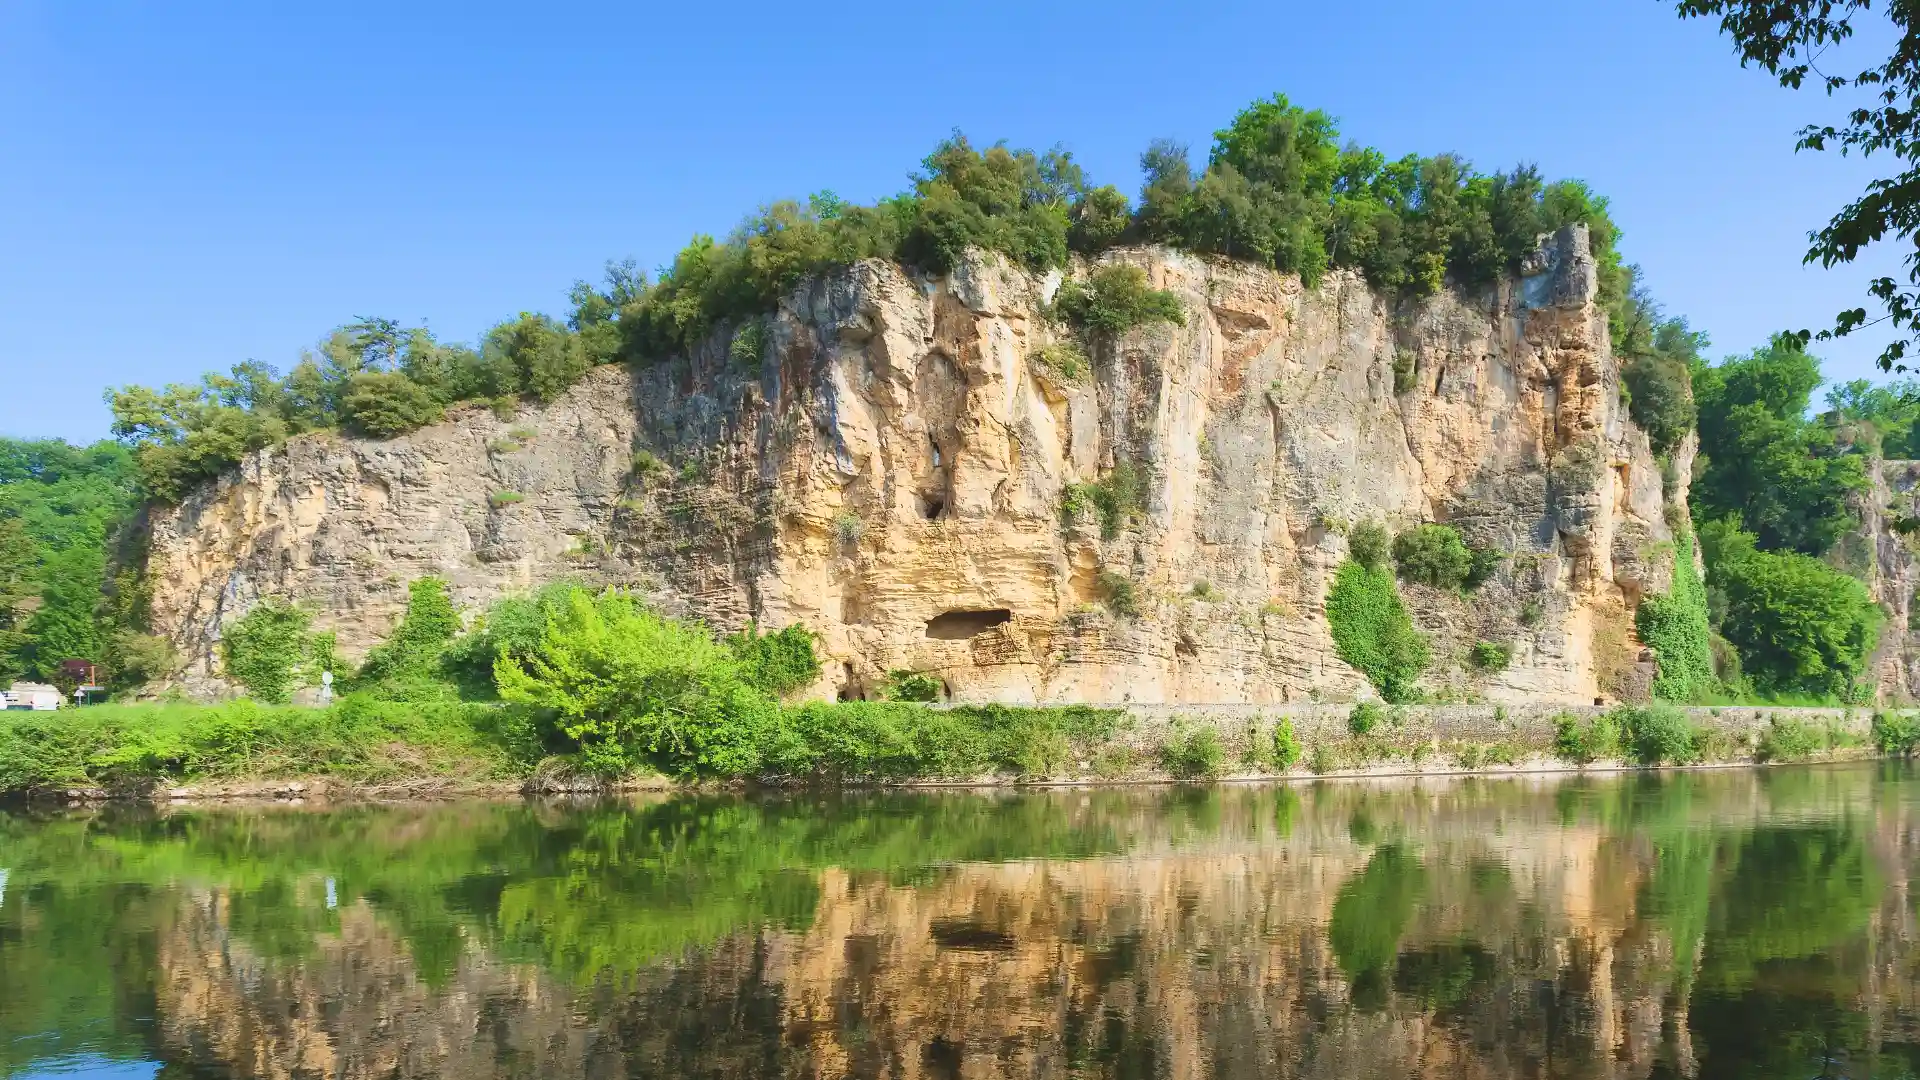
(0, 697), (538, 794)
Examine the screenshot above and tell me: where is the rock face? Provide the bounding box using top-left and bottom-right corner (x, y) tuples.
(1856, 459), (1920, 701)
(148, 228), (1684, 704)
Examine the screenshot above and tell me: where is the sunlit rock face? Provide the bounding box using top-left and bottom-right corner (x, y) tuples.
(148, 228), (1683, 704)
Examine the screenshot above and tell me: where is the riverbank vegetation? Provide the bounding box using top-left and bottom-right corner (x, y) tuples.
(0, 572), (1904, 797)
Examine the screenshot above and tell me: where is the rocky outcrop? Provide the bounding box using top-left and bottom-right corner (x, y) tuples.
(148, 229), (1684, 704)
(1857, 459), (1920, 701)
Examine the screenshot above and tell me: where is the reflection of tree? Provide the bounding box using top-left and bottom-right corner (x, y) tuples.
(1329, 844), (1425, 1010)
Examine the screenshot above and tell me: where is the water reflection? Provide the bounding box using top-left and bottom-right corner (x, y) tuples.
(1, 766), (1916, 1078)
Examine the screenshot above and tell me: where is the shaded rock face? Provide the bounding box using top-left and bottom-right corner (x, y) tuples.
(148, 229), (1681, 704)
(1859, 460), (1920, 701)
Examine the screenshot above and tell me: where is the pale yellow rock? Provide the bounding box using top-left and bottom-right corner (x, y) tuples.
(148, 230), (1682, 704)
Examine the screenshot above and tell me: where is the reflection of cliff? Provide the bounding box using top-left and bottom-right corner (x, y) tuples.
(113, 774), (1918, 1080)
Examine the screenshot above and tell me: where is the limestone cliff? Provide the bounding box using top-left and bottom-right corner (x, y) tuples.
(148, 228), (1685, 704)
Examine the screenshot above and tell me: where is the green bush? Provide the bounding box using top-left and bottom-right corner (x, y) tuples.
(1031, 341), (1090, 383)
(221, 599), (321, 704)
(1622, 351), (1695, 456)
(1159, 726), (1225, 780)
(1096, 569), (1140, 617)
(1757, 716), (1823, 762)
(883, 669), (943, 702)
(440, 582), (583, 698)
(1551, 711), (1621, 764)
(763, 701), (1121, 782)
(1468, 641), (1511, 670)
(1063, 462), (1144, 538)
(1271, 717), (1302, 770)
(1614, 705), (1699, 766)
(1392, 524), (1473, 589)
(724, 621), (821, 698)
(1051, 263), (1184, 341)
(728, 320), (765, 368)
(1348, 701), (1387, 736)
(630, 449), (665, 480)
(489, 490), (525, 508)
(1709, 530), (1882, 700)
(1872, 711), (1920, 757)
(1326, 561), (1429, 702)
(493, 589), (779, 777)
(341, 371), (444, 438)
(1068, 184), (1132, 252)
(1347, 521), (1389, 571)
(353, 577), (461, 693)
(1635, 529), (1717, 701)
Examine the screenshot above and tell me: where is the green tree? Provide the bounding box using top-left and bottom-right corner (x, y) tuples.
(1707, 523), (1882, 698)
(340, 371), (444, 438)
(354, 577), (461, 691)
(0, 516), (33, 681)
(1692, 336), (1866, 555)
(725, 621), (821, 698)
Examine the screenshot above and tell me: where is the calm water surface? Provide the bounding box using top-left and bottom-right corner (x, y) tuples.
(1, 765), (1916, 1078)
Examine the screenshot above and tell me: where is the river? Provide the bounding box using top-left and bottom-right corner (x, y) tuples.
(0, 764), (1913, 1078)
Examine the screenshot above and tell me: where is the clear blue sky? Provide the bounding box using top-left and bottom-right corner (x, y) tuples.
(0, 0), (1904, 443)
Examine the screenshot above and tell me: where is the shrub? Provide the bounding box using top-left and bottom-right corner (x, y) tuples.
(489, 490), (525, 508)
(1062, 462), (1144, 538)
(1613, 705), (1698, 766)
(1710, 534), (1882, 699)
(441, 582), (587, 697)
(487, 438), (521, 455)
(1051, 264), (1185, 341)
(1392, 524), (1473, 589)
(724, 621), (821, 698)
(1096, 570), (1140, 617)
(1348, 701), (1387, 736)
(493, 589), (780, 777)
(1551, 711), (1621, 764)
(1159, 725), (1224, 780)
(762, 700), (1122, 782)
(221, 599), (319, 705)
(883, 670), (943, 702)
(1392, 349), (1418, 394)
(728, 320), (765, 368)
(1347, 521), (1389, 571)
(354, 577), (461, 692)
(340, 371), (444, 438)
(1271, 717), (1302, 770)
(1519, 598), (1543, 626)
(1757, 716), (1822, 762)
(1031, 342), (1090, 383)
(1468, 641), (1512, 670)
(1325, 562), (1429, 702)
(1464, 546), (1505, 588)
(833, 512), (863, 546)
(630, 449), (665, 479)
(1872, 711), (1920, 756)
(1636, 529), (1716, 702)
(1190, 580), (1220, 601)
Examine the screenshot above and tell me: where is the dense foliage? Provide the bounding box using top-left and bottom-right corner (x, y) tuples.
(1700, 521), (1882, 700)
(0, 439), (148, 686)
(1325, 560), (1429, 702)
(1635, 530), (1718, 702)
(1693, 336), (1867, 555)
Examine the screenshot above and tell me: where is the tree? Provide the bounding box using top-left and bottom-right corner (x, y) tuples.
(1392, 523), (1473, 589)
(1692, 336), (1867, 554)
(0, 517), (33, 681)
(340, 371), (443, 438)
(1706, 523), (1882, 698)
(1678, 1), (1920, 371)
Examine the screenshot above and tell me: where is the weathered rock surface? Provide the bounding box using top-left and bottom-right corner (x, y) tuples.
(149, 229), (1685, 704)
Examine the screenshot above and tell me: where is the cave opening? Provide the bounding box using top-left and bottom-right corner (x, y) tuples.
(924, 608), (1012, 640)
